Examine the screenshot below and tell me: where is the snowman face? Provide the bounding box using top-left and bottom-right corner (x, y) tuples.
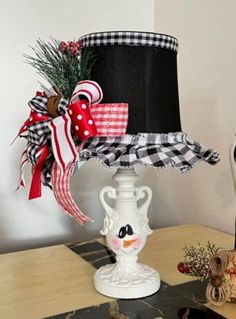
(107, 224), (145, 255)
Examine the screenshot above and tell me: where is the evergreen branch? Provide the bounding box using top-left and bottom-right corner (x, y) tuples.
(24, 38), (95, 98)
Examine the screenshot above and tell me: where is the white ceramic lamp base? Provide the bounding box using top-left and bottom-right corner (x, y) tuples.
(94, 168), (161, 299)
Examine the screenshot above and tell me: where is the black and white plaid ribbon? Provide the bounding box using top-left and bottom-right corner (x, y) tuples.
(80, 31), (179, 52)
(28, 95), (48, 114)
(28, 95), (69, 115)
(27, 121), (51, 146)
(25, 95), (69, 179)
(79, 133), (219, 172)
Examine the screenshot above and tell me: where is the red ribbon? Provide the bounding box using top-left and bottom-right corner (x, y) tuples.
(28, 145), (50, 200)
(69, 100), (98, 141)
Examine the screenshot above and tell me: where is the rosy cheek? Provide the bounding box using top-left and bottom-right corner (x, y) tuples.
(111, 237), (120, 250)
(134, 237), (142, 249)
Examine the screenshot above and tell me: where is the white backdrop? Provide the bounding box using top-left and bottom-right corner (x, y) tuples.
(0, 0), (154, 252)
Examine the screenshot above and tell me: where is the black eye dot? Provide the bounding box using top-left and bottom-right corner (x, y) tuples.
(118, 226), (126, 239)
(127, 224), (134, 235)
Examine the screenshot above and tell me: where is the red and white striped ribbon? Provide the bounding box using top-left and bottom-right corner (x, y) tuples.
(71, 80), (103, 105)
(51, 160), (92, 224)
(49, 112), (78, 173)
(17, 148), (28, 189)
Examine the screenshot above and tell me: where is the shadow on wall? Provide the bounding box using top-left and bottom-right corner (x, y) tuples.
(70, 158), (115, 230)
(0, 155), (114, 254)
(136, 166), (183, 229)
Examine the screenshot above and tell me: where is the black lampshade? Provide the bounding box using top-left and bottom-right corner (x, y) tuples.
(78, 31), (219, 173)
(80, 31), (181, 134)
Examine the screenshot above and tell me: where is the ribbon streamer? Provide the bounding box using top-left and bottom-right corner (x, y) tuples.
(51, 160), (92, 224)
(17, 149), (28, 189)
(28, 145), (50, 199)
(49, 112), (78, 173)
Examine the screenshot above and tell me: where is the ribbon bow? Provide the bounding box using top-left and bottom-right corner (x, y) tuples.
(16, 81), (128, 224)
(16, 81), (103, 223)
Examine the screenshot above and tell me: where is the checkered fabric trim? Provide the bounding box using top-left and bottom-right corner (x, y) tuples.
(78, 133), (219, 172)
(90, 103), (128, 136)
(80, 31), (178, 52)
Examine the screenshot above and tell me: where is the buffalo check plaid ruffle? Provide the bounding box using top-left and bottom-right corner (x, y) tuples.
(80, 31), (178, 52)
(78, 132), (219, 172)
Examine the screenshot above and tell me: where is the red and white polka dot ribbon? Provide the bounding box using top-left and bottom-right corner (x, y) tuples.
(68, 100), (98, 141)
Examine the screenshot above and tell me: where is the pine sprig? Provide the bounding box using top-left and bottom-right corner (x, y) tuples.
(183, 241), (220, 280)
(24, 38), (95, 98)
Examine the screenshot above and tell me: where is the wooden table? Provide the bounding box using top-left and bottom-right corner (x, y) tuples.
(0, 224), (234, 319)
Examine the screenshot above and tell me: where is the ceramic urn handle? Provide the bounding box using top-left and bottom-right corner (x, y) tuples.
(99, 186), (118, 235)
(136, 186), (153, 235)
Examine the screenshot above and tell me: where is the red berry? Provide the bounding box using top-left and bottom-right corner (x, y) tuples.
(68, 41), (75, 47)
(59, 41), (67, 50)
(177, 262), (190, 273)
(75, 41), (82, 49)
(70, 47), (78, 56)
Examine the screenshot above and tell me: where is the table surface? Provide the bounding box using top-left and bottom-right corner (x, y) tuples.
(0, 224), (235, 319)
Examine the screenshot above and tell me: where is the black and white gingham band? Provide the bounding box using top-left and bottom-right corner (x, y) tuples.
(28, 96), (48, 114)
(78, 132), (219, 173)
(28, 95), (69, 115)
(80, 31), (178, 53)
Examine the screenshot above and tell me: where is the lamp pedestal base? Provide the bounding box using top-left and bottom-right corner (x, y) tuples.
(94, 167), (160, 299)
(94, 255), (160, 298)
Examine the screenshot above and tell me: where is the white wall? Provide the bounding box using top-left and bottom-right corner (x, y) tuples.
(153, 0), (236, 234)
(0, 0), (155, 252)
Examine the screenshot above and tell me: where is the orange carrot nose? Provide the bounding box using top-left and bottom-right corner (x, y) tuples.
(123, 239), (137, 248)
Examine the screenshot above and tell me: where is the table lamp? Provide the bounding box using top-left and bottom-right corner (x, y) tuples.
(16, 31), (219, 299)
